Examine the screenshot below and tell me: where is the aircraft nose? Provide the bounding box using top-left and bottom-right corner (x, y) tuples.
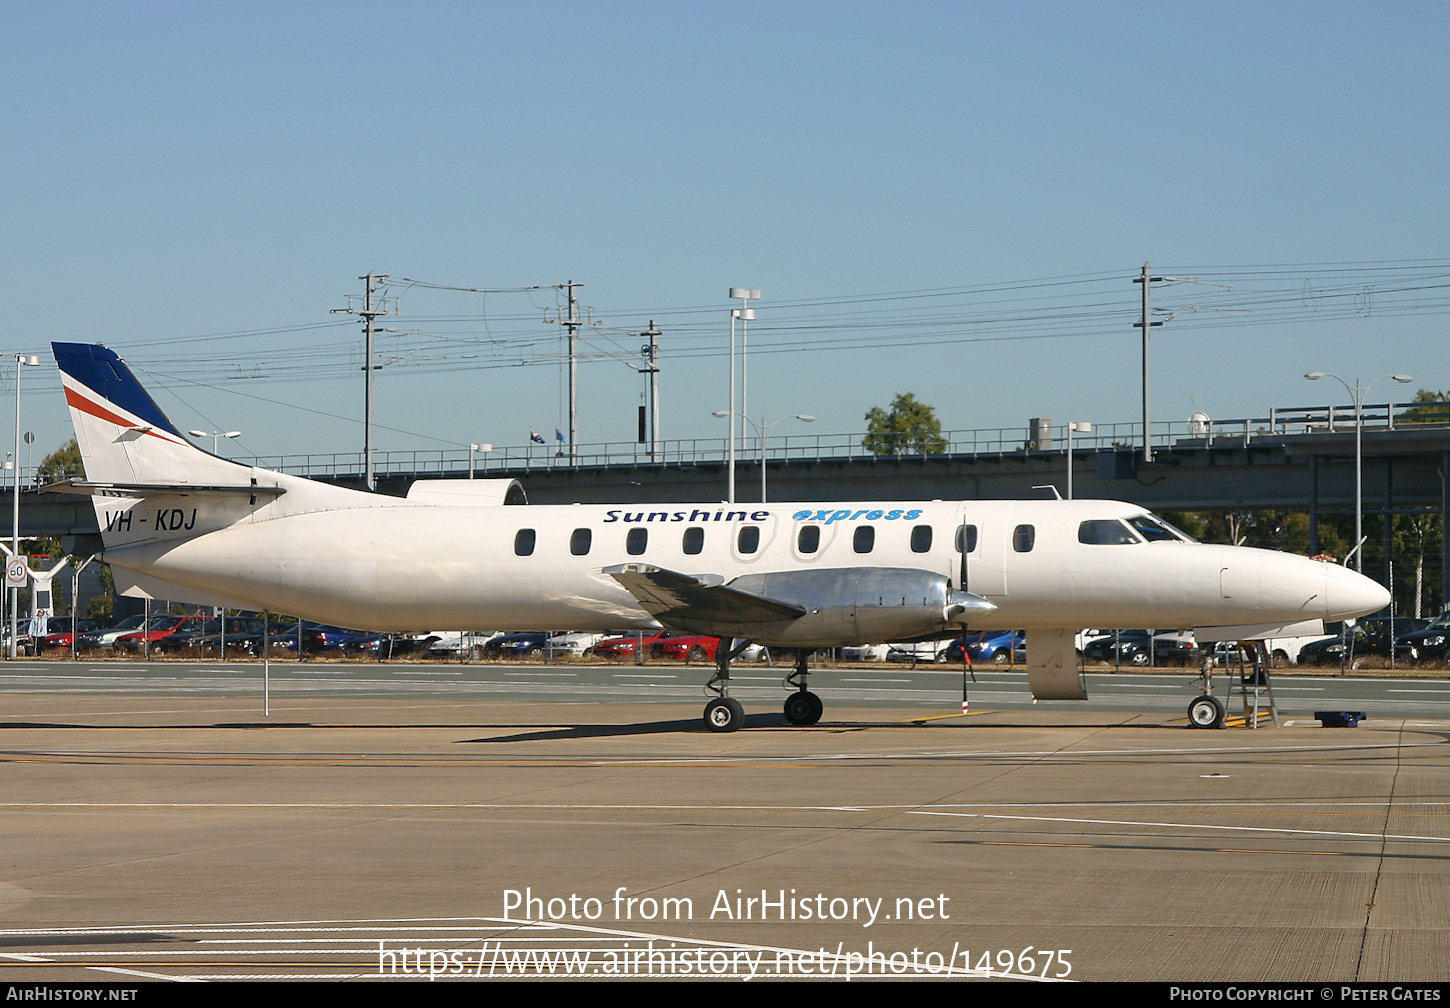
(1320, 563), (1391, 620)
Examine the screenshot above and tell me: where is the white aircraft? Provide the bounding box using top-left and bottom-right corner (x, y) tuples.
(48, 342), (1390, 732)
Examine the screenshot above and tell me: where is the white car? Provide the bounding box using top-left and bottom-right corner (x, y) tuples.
(424, 630), (500, 658)
(838, 643), (891, 662)
(885, 640), (952, 663)
(546, 632), (605, 656)
(76, 614), (152, 650)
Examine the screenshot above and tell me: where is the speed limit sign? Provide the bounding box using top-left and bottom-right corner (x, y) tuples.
(4, 559), (29, 587)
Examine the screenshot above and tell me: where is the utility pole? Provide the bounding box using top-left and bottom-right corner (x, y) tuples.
(331, 272), (397, 490)
(637, 321), (661, 461)
(545, 281), (592, 463)
(1132, 263), (1165, 463)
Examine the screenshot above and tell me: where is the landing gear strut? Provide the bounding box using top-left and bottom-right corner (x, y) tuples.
(702, 638), (754, 732)
(783, 650), (823, 725)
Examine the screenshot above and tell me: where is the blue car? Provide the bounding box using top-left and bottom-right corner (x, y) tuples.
(945, 630), (1024, 664)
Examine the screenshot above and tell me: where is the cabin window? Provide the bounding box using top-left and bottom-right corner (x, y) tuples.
(797, 525), (821, 554)
(910, 525), (933, 553)
(955, 524), (978, 553)
(514, 529), (536, 556)
(1013, 524), (1035, 552)
(683, 527), (705, 555)
(570, 527), (592, 556)
(737, 526), (760, 554)
(626, 527), (648, 555)
(1078, 519), (1138, 545)
(853, 525), (875, 554)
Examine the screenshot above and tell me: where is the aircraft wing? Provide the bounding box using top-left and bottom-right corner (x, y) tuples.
(603, 563), (806, 636)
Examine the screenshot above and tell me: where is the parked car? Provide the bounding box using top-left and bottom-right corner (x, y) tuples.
(220, 620), (342, 656)
(481, 631), (563, 657)
(115, 614), (209, 652)
(648, 635), (766, 662)
(1393, 612), (1450, 662)
(1298, 618), (1428, 666)
(837, 643), (891, 662)
(37, 619), (103, 652)
(1081, 629), (1198, 667)
(76, 614), (151, 651)
(591, 630), (680, 659)
(945, 630), (1025, 664)
(424, 631), (500, 659)
(547, 632), (605, 656)
(344, 633), (442, 658)
(154, 617), (269, 654)
(651, 634), (723, 662)
(885, 640), (954, 663)
(298, 625), (375, 652)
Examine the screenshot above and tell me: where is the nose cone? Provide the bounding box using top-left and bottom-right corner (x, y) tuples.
(1321, 563), (1391, 620)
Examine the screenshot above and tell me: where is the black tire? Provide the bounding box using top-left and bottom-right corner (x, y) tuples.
(1188, 694), (1226, 729)
(704, 697), (745, 733)
(1129, 650), (1150, 667)
(990, 651), (1010, 665)
(783, 690), (823, 726)
(1270, 650), (1290, 668)
(687, 645), (708, 663)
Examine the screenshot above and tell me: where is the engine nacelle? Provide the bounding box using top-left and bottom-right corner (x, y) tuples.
(725, 567), (993, 646)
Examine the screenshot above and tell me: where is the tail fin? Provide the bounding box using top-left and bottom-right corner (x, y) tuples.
(53, 342), (249, 487)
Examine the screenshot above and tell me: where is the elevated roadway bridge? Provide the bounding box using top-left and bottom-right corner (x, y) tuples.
(14, 407), (1450, 597)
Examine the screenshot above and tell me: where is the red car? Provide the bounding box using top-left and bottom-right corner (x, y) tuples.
(591, 630), (683, 659)
(37, 620), (104, 652)
(116, 614), (208, 652)
(649, 634), (722, 662)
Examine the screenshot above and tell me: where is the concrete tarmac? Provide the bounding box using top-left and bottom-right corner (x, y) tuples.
(0, 686), (1446, 982)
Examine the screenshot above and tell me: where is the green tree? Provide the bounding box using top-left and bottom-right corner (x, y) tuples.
(862, 393), (947, 456)
(1399, 389), (1448, 424)
(36, 438), (83, 485)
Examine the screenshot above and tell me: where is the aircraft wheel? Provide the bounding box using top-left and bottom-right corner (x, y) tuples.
(783, 690), (823, 726)
(704, 697), (745, 733)
(1188, 694), (1226, 729)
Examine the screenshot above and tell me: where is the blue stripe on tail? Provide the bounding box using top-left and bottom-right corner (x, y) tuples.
(52, 343), (184, 438)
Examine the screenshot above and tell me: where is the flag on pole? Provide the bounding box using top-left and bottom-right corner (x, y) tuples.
(529, 430), (546, 444)
(555, 427), (566, 444)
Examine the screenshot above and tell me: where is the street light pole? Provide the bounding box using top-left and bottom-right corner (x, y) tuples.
(1305, 371), (1413, 572)
(188, 430), (241, 454)
(8, 354), (39, 658)
(1066, 421), (1091, 500)
(468, 443), (492, 478)
(726, 289), (759, 504)
(714, 412), (812, 503)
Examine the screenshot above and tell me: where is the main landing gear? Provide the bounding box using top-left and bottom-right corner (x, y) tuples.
(701, 641), (824, 732)
(703, 638), (754, 733)
(782, 650), (822, 726)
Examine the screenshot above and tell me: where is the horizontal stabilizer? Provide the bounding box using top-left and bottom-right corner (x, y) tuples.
(39, 478), (285, 499)
(603, 563), (807, 635)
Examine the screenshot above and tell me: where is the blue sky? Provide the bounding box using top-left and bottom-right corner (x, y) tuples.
(3, 1), (1446, 469)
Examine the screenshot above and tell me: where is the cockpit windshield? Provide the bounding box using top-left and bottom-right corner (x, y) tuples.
(1127, 513), (1195, 543)
(1078, 513), (1195, 545)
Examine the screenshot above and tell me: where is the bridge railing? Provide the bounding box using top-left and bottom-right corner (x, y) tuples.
(225, 401), (1448, 479)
